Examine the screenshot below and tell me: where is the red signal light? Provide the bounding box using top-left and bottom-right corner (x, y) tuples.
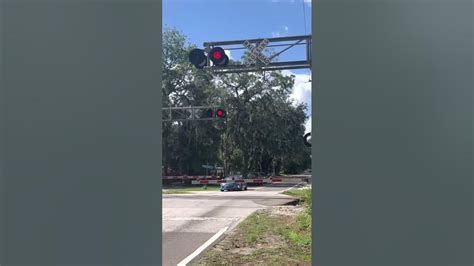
(216, 108), (226, 118)
(209, 47), (229, 66)
(212, 51), (223, 60)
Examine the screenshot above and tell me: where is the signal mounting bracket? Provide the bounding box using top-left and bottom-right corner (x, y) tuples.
(202, 35), (311, 74)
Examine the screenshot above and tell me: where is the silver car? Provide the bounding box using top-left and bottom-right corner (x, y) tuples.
(220, 181), (247, 191)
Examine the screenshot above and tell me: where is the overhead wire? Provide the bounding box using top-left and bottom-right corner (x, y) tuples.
(302, 0), (307, 36)
(302, 0), (312, 82)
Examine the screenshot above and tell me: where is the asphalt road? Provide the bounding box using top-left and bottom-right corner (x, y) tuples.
(162, 183), (301, 266)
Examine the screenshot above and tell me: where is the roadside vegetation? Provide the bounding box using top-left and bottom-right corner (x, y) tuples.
(283, 186), (312, 205)
(196, 187), (312, 265)
(162, 185), (221, 194)
(283, 186), (312, 250)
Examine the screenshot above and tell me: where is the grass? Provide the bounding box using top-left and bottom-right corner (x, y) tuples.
(162, 185), (221, 194)
(283, 187), (312, 251)
(196, 187), (312, 265)
(283, 186), (312, 247)
(282, 187), (312, 207)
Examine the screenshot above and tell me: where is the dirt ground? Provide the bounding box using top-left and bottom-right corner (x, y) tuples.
(195, 205), (311, 266)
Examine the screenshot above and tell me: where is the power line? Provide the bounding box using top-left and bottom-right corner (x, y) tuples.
(302, 0), (307, 35)
(301, 0), (311, 81)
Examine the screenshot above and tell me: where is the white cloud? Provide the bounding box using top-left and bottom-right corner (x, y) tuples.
(272, 25), (290, 38)
(224, 49), (233, 60)
(272, 26), (288, 38)
(282, 70), (312, 108)
(281, 70), (312, 132)
(304, 0), (311, 3)
(304, 118), (311, 134)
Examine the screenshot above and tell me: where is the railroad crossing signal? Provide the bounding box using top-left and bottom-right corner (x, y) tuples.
(303, 132), (311, 147)
(209, 47), (229, 66)
(216, 108), (226, 118)
(189, 47), (229, 69)
(189, 49), (207, 69)
(162, 106), (227, 122)
(194, 108), (214, 119)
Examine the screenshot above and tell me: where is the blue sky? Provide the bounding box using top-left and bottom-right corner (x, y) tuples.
(163, 0), (312, 132)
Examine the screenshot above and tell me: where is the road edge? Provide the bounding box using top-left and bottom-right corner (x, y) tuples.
(177, 226), (229, 266)
(281, 182), (306, 193)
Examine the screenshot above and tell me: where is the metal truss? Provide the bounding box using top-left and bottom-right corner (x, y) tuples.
(203, 35), (311, 74)
(162, 106), (222, 122)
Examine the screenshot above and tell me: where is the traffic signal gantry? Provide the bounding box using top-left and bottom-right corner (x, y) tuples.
(162, 106), (226, 122)
(189, 35), (311, 74)
(187, 35), (312, 140)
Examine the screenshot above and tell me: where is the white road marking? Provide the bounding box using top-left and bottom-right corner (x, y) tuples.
(163, 217), (240, 221)
(177, 226), (229, 266)
(281, 182), (306, 193)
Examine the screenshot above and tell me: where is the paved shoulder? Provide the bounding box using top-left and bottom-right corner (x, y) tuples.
(162, 184), (302, 265)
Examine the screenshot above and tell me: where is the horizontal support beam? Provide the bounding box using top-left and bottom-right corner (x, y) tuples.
(224, 42), (307, 51)
(204, 35), (311, 47)
(205, 60), (310, 74)
(162, 106), (227, 122)
(208, 64), (310, 74)
(163, 106), (213, 110)
(162, 118), (214, 122)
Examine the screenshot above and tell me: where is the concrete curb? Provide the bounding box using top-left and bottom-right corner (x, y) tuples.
(282, 198), (301, 206)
